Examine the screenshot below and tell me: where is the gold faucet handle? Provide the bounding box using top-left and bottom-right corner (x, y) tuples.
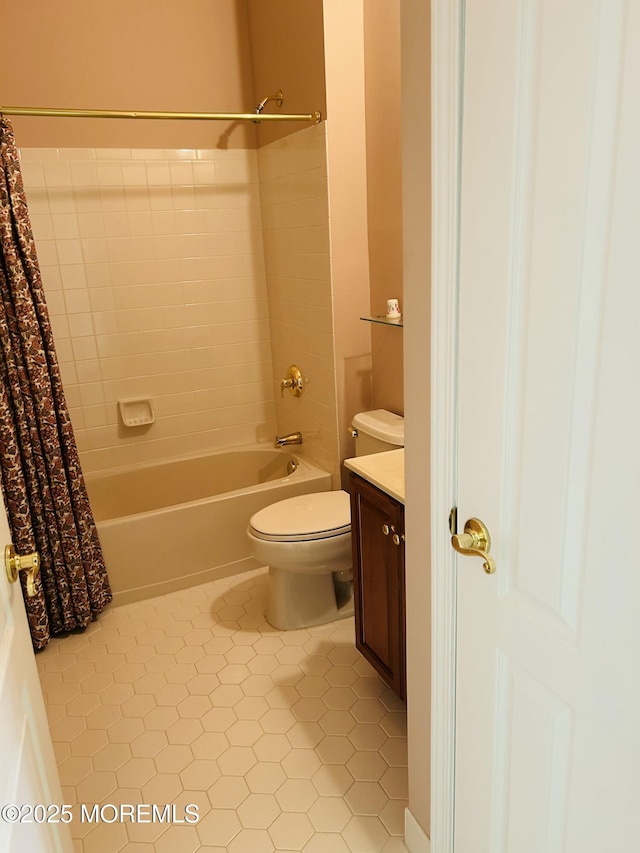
(280, 365), (304, 397)
(5, 544), (41, 597)
(451, 518), (496, 574)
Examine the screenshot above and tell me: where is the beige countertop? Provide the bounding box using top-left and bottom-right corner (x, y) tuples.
(343, 448), (405, 504)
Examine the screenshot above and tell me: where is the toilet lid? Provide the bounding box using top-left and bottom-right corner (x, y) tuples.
(249, 490), (351, 542)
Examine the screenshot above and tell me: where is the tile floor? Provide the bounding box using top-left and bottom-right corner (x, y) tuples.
(37, 568), (409, 852)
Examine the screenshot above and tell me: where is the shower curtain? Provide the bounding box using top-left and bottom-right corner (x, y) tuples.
(0, 116), (111, 650)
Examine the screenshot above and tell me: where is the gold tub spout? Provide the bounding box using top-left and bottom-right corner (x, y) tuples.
(275, 432), (302, 447)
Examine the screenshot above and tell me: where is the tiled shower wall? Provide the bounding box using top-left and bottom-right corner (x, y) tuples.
(258, 124), (339, 484)
(20, 147), (276, 474)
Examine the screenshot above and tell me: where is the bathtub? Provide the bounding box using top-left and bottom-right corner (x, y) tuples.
(86, 448), (332, 606)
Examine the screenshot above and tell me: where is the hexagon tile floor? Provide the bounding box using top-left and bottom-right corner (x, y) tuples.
(37, 567), (409, 852)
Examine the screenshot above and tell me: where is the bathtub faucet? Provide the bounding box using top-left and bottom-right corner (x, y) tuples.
(275, 431), (303, 447)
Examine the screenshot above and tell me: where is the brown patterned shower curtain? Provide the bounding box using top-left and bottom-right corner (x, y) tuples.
(0, 117), (111, 650)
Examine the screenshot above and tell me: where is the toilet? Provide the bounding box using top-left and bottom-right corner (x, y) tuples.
(247, 410), (404, 630)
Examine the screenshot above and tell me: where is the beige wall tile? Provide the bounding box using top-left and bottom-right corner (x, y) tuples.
(23, 147), (276, 474)
(21, 126), (365, 488)
(257, 124), (341, 484)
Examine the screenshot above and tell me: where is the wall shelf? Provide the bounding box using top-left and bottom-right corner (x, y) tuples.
(360, 315), (404, 328)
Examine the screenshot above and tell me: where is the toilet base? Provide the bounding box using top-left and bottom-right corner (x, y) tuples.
(265, 566), (354, 630)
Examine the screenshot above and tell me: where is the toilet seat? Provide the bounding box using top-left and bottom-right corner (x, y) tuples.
(249, 490), (351, 543)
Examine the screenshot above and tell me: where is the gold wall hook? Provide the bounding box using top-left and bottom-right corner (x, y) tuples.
(5, 544), (41, 597)
(451, 517), (496, 574)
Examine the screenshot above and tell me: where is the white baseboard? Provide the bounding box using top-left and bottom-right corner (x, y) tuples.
(404, 808), (431, 852)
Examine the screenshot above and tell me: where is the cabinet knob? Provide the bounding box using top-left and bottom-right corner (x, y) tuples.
(392, 533), (400, 545)
(382, 524), (390, 535)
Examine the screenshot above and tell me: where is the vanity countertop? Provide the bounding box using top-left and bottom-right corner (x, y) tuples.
(343, 448), (405, 504)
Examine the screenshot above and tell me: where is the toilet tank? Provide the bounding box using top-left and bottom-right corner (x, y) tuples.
(352, 409), (404, 456)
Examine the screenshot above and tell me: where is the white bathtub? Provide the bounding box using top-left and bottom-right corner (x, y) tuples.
(86, 448), (332, 606)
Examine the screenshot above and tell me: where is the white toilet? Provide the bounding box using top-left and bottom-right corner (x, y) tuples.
(247, 410), (404, 630)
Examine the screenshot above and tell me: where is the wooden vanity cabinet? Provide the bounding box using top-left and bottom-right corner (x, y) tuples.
(349, 473), (406, 701)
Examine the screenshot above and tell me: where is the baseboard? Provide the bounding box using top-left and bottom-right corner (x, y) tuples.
(405, 808), (431, 852)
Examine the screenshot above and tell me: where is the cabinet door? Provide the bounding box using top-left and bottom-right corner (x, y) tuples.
(350, 475), (406, 700)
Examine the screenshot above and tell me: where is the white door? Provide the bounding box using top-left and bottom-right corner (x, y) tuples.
(0, 493), (72, 853)
(454, 0), (640, 851)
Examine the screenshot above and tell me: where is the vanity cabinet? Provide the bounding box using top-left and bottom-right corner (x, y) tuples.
(349, 473), (406, 701)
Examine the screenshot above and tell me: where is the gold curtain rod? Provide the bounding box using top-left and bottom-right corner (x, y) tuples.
(0, 105), (322, 123)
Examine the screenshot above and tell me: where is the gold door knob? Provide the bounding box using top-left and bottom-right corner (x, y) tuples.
(451, 518), (496, 574)
(5, 545), (41, 597)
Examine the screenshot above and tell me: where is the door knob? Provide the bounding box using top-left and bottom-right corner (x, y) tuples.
(451, 518), (496, 574)
(5, 545), (40, 597)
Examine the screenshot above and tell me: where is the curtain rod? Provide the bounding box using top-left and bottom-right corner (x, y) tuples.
(0, 105), (322, 123)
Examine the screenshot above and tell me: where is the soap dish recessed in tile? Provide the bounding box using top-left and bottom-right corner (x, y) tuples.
(118, 398), (154, 428)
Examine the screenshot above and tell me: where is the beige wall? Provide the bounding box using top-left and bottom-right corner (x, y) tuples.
(20, 146), (274, 473)
(3, 0), (403, 447)
(323, 1), (373, 483)
(247, 0), (327, 149)
(402, 0), (432, 839)
(251, 0), (405, 475)
(258, 124), (339, 484)
(0, 0), (256, 149)
(363, 1), (404, 417)
(249, 0), (404, 423)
